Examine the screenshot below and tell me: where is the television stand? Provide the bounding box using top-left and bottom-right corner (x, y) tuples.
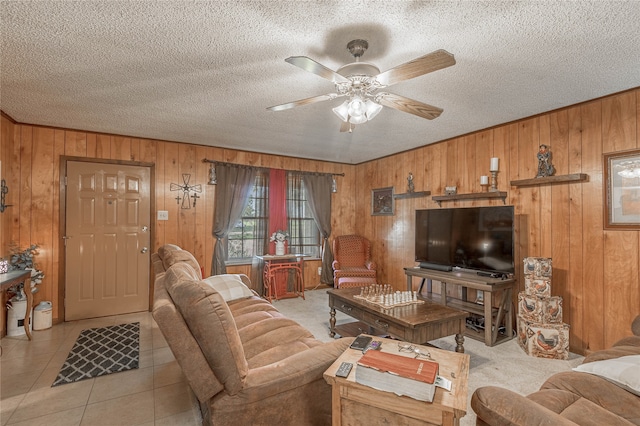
(404, 267), (516, 347)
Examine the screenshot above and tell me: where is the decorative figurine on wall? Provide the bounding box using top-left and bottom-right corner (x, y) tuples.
(407, 172), (415, 193)
(536, 144), (556, 178)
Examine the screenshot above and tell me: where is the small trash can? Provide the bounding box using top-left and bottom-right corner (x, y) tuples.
(6, 298), (32, 336)
(33, 301), (53, 330)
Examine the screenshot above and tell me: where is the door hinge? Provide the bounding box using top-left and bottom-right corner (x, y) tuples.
(64, 176), (68, 186)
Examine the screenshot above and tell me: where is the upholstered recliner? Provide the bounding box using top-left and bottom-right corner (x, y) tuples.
(331, 235), (377, 287)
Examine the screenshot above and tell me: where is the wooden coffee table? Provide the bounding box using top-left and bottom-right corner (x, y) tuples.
(328, 287), (468, 353)
(324, 335), (469, 426)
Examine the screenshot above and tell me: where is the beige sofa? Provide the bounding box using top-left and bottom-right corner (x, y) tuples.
(152, 244), (352, 425)
(472, 315), (640, 425)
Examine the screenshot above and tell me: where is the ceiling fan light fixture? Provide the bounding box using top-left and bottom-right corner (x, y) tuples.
(347, 96), (366, 118)
(349, 114), (368, 125)
(365, 99), (383, 120)
(332, 100), (350, 122)
(349, 114), (367, 124)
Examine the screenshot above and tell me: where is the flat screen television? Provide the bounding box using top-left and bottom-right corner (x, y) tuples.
(415, 206), (515, 275)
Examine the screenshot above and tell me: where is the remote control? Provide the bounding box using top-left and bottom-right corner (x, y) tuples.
(335, 362), (353, 378)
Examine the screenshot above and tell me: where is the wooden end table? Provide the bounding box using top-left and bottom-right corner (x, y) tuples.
(324, 336), (469, 426)
(1, 270), (33, 340)
(328, 287), (468, 353)
(257, 254), (307, 302)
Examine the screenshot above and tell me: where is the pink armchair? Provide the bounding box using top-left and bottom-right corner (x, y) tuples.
(332, 235), (377, 287)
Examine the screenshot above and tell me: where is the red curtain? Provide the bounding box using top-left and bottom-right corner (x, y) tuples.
(268, 169), (287, 254)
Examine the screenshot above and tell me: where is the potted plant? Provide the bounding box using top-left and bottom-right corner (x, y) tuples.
(8, 243), (44, 298)
(270, 230), (289, 255)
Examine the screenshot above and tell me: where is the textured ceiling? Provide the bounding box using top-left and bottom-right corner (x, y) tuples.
(2, 1), (639, 164)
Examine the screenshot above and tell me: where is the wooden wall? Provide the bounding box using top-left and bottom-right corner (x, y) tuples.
(1, 88), (638, 354)
(0, 114), (356, 324)
(354, 89), (640, 354)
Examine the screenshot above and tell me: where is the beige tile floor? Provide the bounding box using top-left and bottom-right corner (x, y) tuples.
(0, 312), (201, 426)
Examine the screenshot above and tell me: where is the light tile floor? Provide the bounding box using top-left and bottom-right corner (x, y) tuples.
(0, 311), (201, 426)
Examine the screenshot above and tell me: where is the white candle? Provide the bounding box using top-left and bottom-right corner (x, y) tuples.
(480, 175), (489, 185)
(490, 157), (499, 171)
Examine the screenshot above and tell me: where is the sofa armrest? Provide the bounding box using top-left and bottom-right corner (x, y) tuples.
(632, 315), (640, 336)
(332, 260), (340, 270)
(238, 338), (352, 402)
(471, 386), (578, 426)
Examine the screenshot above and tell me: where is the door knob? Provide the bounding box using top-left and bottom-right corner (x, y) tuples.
(141, 247), (148, 253)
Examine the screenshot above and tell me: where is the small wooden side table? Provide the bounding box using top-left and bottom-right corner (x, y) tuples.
(324, 336), (469, 426)
(1, 270), (33, 340)
(257, 254), (307, 302)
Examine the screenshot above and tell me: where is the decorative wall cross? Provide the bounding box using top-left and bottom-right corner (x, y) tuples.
(170, 174), (202, 209)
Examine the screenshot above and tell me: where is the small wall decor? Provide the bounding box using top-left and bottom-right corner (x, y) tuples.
(371, 187), (394, 216)
(604, 148), (640, 229)
(407, 172), (415, 193)
(444, 186), (457, 196)
(536, 144), (556, 178)
(170, 174), (202, 209)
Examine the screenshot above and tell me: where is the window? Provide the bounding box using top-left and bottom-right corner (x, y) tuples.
(227, 174), (267, 261)
(288, 174), (321, 258)
(226, 172), (321, 262)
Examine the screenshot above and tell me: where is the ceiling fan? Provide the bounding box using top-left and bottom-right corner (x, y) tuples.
(267, 39), (455, 132)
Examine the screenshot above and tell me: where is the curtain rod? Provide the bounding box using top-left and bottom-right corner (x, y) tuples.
(202, 158), (345, 177)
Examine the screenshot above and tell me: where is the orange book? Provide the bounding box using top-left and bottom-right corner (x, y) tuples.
(355, 350), (440, 402)
(357, 350), (439, 383)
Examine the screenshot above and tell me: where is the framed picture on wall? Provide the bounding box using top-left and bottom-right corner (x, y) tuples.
(371, 186), (394, 216)
(604, 148), (640, 230)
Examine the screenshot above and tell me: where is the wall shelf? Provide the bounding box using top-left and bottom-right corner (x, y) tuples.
(394, 190), (430, 200)
(432, 191), (507, 206)
(510, 173), (589, 187)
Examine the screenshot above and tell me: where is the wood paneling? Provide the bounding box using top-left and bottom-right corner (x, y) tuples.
(1, 88), (638, 354)
(353, 89), (639, 355)
(1, 123), (355, 329)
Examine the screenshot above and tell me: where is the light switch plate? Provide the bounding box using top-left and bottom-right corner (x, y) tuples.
(157, 210), (169, 220)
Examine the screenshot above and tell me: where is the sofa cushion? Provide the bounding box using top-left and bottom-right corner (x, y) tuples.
(165, 269), (248, 395)
(613, 335), (640, 348)
(159, 244), (203, 279)
(573, 355), (640, 396)
(527, 389), (636, 426)
(228, 297), (280, 316)
(203, 274), (254, 302)
(166, 261), (201, 281)
(584, 343), (640, 363)
(471, 386), (578, 426)
(541, 371), (640, 424)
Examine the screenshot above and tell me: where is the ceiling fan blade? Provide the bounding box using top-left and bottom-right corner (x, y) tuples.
(376, 92), (443, 120)
(267, 93), (340, 111)
(285, 56), (350, 84)
(375, 49), (455, 87)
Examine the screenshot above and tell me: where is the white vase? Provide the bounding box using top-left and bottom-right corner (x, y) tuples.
(275, 241), (285, 256)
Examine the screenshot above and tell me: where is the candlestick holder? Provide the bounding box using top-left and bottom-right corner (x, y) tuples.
(481, 183), (489, 192)
(489, 170), (499, 192)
